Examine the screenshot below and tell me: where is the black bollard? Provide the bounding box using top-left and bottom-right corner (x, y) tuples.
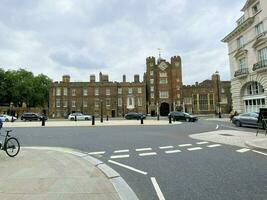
(75, 115), (77, 121)
(11, 116), (14, 123)
(141, 117), (144, 124)
(169, 115), (172, 124)
(106, 115), (109, 121)
(219, 112), (222, 118)
(92, 115), (95, 125)
(100, 115), (103, 123)
(41, 116), (45, 126)
(157, 114), (159, 121)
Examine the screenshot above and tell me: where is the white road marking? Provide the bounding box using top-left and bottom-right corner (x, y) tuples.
(139, 152), (157, 156)
(159, 146), (174, 149)
(110, 155), (130, 159)
(165, 149), (181, 154)
(236, 148), (251, 153)
(178, 144), (192, 147)
(108, 160), (147, 175)
(187, 147), (202, 151)
(151, 177), (166, 200)
(136, 147), (152, 152)
(114, 149), (129, 153)
(207, 144), (221, 148)
(196, 141), (209, 145)
(252, 150), (267, 156)
(88, 151), (105, 155)
(216, 125), (219, 129)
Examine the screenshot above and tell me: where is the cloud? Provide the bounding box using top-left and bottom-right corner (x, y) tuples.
(0, 0), (245, 84)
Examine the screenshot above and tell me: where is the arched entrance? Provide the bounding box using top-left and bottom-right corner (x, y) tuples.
(160, 102), (170, 116)
(242, 81), (266, 112)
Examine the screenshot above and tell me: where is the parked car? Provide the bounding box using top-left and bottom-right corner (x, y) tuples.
(68, 113), (92, 121)
(0, 114), (17, 122)
(168, 112), (198, 122)
(125, 112), (146, 120)
(232, 112), (265, 128)
(20, 113), (47, 121)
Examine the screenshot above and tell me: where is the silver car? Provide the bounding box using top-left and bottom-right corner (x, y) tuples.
(232, 112), (265, 129)
(0, 114), (17, 122)
(68, 113), (92, 121)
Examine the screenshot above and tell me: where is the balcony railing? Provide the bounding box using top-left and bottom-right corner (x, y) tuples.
(253, 60), (267, 71)
(234, 68), (249, 77)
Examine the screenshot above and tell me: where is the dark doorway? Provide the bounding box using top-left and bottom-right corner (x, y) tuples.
(160, 102), (170, 116)
(151, 110), (155, 117)
(111, 110), (115, 117)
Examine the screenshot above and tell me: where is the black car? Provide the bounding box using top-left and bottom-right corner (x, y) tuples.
(125, 112), (146, 120)
(21, 113), (48, 121)
(232, 112), (265, 128)
(168, 112), (198, 122)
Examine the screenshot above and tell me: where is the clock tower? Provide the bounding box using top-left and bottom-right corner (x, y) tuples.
(146, 55), (183, 116)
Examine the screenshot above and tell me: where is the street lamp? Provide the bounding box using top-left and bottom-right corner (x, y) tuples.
(10, 102), (14, 122)
(216, 73), (221, 118)
(100, 99), (103, 123)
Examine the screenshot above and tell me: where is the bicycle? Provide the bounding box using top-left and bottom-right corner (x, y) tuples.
(0, 129), (20, 157)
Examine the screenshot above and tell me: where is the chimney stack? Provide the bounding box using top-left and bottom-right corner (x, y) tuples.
(123, 75), (126, 83)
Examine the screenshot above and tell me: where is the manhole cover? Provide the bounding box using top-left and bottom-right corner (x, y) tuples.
(219, 134), (233, 136)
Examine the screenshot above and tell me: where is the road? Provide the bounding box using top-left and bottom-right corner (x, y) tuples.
(10, 119), (267, 200)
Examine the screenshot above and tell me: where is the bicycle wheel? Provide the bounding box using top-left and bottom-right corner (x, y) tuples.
(5, 137), (20, 157)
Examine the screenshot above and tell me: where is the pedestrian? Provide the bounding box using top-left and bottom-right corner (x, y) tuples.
(229, 110), (235, 121)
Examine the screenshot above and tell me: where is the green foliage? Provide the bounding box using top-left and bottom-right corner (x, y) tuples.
(0, 68), (52, 107)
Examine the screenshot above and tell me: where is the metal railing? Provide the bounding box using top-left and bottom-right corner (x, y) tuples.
(234, 68), (249, 77)
(253, 60), (267, 71)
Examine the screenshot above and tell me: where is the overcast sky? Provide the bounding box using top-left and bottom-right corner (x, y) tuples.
(0, 0), (245, 84)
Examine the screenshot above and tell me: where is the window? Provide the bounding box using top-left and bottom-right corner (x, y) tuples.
(56, 99), (60, 107)
(106, 99), (110, 107)
(151, 93), (154, 99)
(245, 82), (264, 96)
(138, 98), (142, 106)
(199, 94), (208, 111)
(95, 99), (99, 107)
(72, 101), (76, 108)
(252, 2), (260, 14)
(83, 101), (88, 107)
(150, 86), (154, 92)
(71, 89), (76, 96)
(118, 98), (122, 106)
(95, 88), (99, 96)
(138, 88), (142, 93)
(258, 47), (267, 61)
(63, 88), (67, 96)
(159, 91), (169, 98)
(63, 100), (68, 108)
(255, 22), (264, 36)
(239, 58), (246, 69)
(193, 95), (198, 106)
(56, 88), (61, 96)
(209, 94), (214, 106)
(150, 71), (153, 76)
(106, 88), (110, 96)
(150, 79), (154, 84)
(127, 97), (134, 108)
(237, 36), (244, 48)
(159, 78), (168, 84)
(83, 89), (88, 96)
(118, 88), (122, 94)
(159, 72), (167, 77)
(184, 97), (192, 104)
(128, 88), (132, 94)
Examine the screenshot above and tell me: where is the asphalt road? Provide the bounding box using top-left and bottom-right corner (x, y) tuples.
(9, 119), (267, 200)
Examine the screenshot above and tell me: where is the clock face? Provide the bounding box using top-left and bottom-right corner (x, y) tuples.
(159, 62), (168, 71)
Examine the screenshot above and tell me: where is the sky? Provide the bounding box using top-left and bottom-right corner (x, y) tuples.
(0, 0), (246, 84)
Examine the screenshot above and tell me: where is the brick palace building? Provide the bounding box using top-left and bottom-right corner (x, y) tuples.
(49, 55), (232, 118)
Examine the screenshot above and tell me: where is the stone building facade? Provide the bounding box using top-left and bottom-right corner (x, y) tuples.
(222, 0), (267, 113)
(49, 55), (231, 118)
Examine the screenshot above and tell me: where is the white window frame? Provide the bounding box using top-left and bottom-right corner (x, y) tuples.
(138, 87), (142, 94)
(239, 57), (246, 69)
(118, 98), (122, 107)
(128, 88), (133, 94)
(159, 91), (169, 99)
(255, 22), (264, 36)
(56, 99), (60, 108)
(159, 72), (167, 77)
(150, 71), (154, 76)
(72, 100), (76, 108)
(63, 100), (68, 108)
(63, 88), (67, 96)
(150, 86), (154, 92)
(72, 89), (76, 96)
(95, 88), (99, 96)
(138, 97), (142, 106)
(237, 36), (244, 48)
(106, 99), (110, 107)
(159, 77), (168, 84)
(258, 47), (267, 61)
(150, 79), (154, 84)
(83, 88), (88, 96)
(151, 93), (154, 99)
(106, 88), (110, 96)
(118, 88), (122, 94)
(83, 100), (88, 108)
(56, 88), (61, 96)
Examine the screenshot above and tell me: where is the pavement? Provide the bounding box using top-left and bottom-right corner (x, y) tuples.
(0, 147), (138, 200)
(3, 119), (180, 128)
